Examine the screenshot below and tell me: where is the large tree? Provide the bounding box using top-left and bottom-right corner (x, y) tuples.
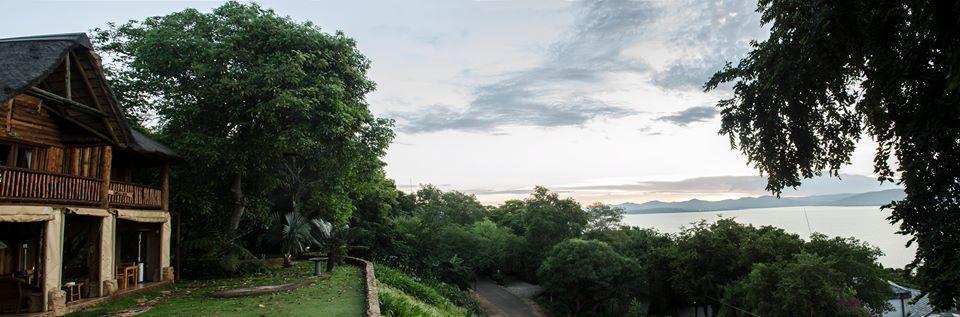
(95, 2), (393, 268)
(538, 239), (643, 316)
(706, 0), (959, 307)
(721, 253), (872, 317)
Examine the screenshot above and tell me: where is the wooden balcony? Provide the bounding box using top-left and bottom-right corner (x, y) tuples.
(109, 181), (162, 209)
(0, 166), (163, 210)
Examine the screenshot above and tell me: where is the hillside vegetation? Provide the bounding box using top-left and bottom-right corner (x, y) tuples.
(376, 265), (481, 317)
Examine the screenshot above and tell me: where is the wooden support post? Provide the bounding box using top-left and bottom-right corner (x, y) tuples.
(4, 99), (12, 134)
(100, 146), (112, 208)
(41, 104), (115, 144)
(64, 56), (72, 101)
(70, 52), (120, 144)
(69, 148), (80, 175)
(86, 50), (132, 142)
(175, 211), (181, 282)
(161, 163), (170, 211)
(28, 87), (107, 116)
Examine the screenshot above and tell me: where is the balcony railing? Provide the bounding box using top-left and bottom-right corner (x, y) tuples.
(109, 181), (162, 209)
(0, 166), (163, 210)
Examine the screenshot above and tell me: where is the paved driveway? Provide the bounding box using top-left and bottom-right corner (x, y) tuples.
(473, 279), (547, 317)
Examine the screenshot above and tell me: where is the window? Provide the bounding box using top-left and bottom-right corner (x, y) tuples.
(0, 144), (10, 166)
(15, 146), (33, 169)
(0, 142), (46, 170)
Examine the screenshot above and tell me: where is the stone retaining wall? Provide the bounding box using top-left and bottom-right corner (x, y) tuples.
(346, 257), (380, 317)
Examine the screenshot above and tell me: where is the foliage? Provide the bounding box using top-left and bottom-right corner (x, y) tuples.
(804, 234), (890, 314)
(721, 253), (870, 317)
(421, 279), (485, 316)
(413, 185), (486, 227)
(375, 265), (452, 308)
(537, 239), (643, 317)
(94, 1), (393, 271)
(317, 223), (356, 272)
(260, 212), (330, 266)
(584, 203), (625, 232)
(584, 227), (680, 312)
(379, 287), (433, 317)
(378, 285), (471, 317)
(522, 187), (589, 260)
(705, 0), (960, 307)
(488, 199), (527, 235)
(375, 264), (477, 316)
(348, 181), (893, 316)
(670, 219), (803, 311)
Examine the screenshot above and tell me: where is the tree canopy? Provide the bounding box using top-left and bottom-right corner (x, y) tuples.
(95, 1), (393, 268)
(706, 0), (959, 307)
(537, 239), (643, 317)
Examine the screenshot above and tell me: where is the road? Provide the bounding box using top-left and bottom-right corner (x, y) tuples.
(473, 279), (546, 317)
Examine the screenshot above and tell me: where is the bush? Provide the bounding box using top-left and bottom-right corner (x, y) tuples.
(181, 258), (269, 279)
(423, 279), (483, 315)
(236, 259), (269, 276)
(379, 286), (434, 317)
(375, 265), (450, 307)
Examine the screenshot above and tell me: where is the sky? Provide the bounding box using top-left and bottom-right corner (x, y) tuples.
(1, 0), (896, 205)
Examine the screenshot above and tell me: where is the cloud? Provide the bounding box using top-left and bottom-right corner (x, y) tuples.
(463, 174), (903, 204)
(655, 106), (718, 126)
(396, 0), (656, 133)
(554, 174), (900, 197)
(393, 0), (769, 133)
(651, 0), (768, 90)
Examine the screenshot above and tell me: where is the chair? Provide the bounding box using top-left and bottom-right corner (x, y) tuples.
(0, 278), (22, 313)
(117, 263), (138, 290)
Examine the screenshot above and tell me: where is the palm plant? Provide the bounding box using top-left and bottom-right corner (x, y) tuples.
(264, 212), (330, 267)
(318, 223), (357, 272)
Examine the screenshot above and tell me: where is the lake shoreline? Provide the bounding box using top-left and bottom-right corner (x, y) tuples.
(623, 205), (914, 268)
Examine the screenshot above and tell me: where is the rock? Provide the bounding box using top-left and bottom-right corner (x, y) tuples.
(209, 281), (316, 298)
(48, 289), (66, 316)
(103, 279), (119, 296)
(162, 267), (175, 282)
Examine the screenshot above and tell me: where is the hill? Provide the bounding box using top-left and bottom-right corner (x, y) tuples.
(617, 189), (905, 214)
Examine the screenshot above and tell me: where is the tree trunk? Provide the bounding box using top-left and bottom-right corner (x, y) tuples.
(226, 173), (245, 238)
(290, 188), (302, 213)
(221, 173), (245, 272)
(326, 256), (335, 272)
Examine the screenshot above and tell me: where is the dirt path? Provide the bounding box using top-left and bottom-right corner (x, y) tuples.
(473, 279), (548, 317)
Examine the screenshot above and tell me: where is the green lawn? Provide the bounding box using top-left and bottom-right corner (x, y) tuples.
(68, 261), (365, 317)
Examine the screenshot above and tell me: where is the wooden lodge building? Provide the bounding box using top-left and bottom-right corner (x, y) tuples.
(0, 33), (177, 315)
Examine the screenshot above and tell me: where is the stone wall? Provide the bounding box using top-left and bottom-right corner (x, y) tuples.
(345, 257), (380, 317)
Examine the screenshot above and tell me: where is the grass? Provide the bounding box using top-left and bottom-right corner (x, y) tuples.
(374, 265), (476, 317)
(68, 261), (365, 317)
(379, 285), (469, 317)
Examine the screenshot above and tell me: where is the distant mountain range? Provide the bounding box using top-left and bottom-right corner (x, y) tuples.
(616, 189), (906, 214)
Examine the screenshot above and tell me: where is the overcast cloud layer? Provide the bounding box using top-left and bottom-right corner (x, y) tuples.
(1, 0), (885, 205)
(395, 0), (766, 134)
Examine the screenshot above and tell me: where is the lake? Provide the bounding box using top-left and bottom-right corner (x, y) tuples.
(622, 206), (916, 268)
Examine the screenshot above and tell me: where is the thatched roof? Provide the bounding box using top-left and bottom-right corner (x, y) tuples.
(0, 33), (91, 105)
(0, 33), (179, 161)
(129, 129), (180, 161)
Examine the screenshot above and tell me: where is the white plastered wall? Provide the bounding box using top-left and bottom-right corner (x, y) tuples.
(42, 209), (63, 312)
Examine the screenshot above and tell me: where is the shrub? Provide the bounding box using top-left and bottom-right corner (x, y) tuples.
(423, 279), (483, 315)
(376, 265), (450, 307)
(379, 286), (434, 317)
